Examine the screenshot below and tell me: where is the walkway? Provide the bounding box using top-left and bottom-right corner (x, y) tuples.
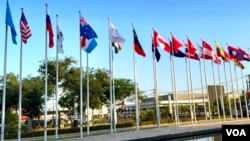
(6, 119), (250, 141)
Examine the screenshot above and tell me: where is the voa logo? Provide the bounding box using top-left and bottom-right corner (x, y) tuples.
(226, 129), (246, 136)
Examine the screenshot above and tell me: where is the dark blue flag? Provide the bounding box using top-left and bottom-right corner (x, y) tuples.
(152, 41), (161, 62)
(80, 17), (97, 39)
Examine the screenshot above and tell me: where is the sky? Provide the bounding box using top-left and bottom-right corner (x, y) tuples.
(1, 0), (250, 98)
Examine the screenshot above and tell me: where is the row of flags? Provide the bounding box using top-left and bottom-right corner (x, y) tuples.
(5, 1), (249, 69)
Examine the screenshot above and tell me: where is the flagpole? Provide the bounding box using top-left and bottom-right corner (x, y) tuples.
(44, 4), (49, 141)
(17, 8), (24, 141)
(211, 61), (221, 121)
(182, 40), (193, 124)
(199, 59), (207, 121)
(216, 62), (226, 121)
(86, 54), (90, 135)
(112, 46), (117, 132)
(240, 64), (249, 119)
(1, 20), (8, 141)
(201, 39), (212, 121)
(79, 11), (83, 138)
(185, 37), (197, 124)
(55, 14), (59, 139)
(132, 23), (139, 130)
(237, 46), (249, 119)
(228, 59), (238, 120)
(107, 17), (113, 134)
(169, 35), (179, 126)
(151, 34), (160, 128)
(233, 63), (243, 119)
(223, 61), (232, 120)
(184, 57), (193, 123)
(214, 42), (226, 121)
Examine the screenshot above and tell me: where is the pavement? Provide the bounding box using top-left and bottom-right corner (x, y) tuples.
(6, 118), (250, 141)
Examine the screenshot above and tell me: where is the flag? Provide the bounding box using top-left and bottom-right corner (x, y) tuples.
(234, 60), (245, 69)
(215, 43), (230, 62)
(133, 27), (146, 57)
(112, 42), (122, 54)
(81, 37), (97, 54)
(213, 54), (222, 64)
(200, 40), (215, 60)
(186, 37), (196, 55)
(170, 41), (186, 58)
(153, 30), (171, 53)
(171, 34), (183, 53)
(228, 45), (244, 61)
(152, 39), (161, 62)
(6, 0), (17, 44)
(185, 48), (200, 61)
(238, 47), (250, 61)
(80, 16), (97, 39)
(108, 22), (125, 43)
(57, 24), (64, 54)
(46, 14), (54, 48)
(20, 11), (31, 44)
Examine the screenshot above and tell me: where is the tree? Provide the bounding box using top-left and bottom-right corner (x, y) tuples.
(0, 73), (19, 112)
(22, 76), (44, 119)
(38, 56), (77, 99)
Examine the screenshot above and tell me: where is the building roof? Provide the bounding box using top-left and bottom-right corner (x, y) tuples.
(144, 93), (208, 103)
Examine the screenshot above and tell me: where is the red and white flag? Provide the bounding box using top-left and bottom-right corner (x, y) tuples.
(20, 11), (31, 44)
(153, 29), (170, 53)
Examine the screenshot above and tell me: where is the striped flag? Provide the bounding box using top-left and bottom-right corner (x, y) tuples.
(20, 11), (31, 44)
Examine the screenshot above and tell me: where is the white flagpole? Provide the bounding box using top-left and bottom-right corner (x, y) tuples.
(200, 44), (212, 121)
(107, 17), (113, 134)
(223, 61), (232, 120)
(233, 63), (243, 119)
(151, 34), (160, 128)
(86, 54), (90, 135)
(1, 17), (8, 141)
(112, 47), (116, 132)
(228, 60), (238, 120)
(216, 62), (226, 121)
(182, 41), (193, 124)
(55, 14), (59, 139)
(199, 59), (207, 121)
(79, 11), (83, 138)
(240, 66), (249, 119)
(185, 37), (197, 124)
(184, 57), (193, 123)
(214, 42), (226, 121)
(169, 35), (179, 125)
(211, 61), (221, 121)
(132, 23), (139, 130)
(44, 4), (48, 141)
(18, 8), (24, 141)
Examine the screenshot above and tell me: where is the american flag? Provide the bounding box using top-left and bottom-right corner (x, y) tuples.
(20, 11), (31, 44)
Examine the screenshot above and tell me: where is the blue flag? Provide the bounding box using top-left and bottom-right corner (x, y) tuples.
(6, 0), (17, 44)
(82, 38), (97, 54)
(80, 16), (97, 39)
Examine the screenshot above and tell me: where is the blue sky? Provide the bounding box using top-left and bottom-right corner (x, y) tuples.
(1, 0), (250, 97)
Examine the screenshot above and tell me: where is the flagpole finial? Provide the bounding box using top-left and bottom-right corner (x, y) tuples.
(56, 14), (58, 17)
(79, 11), (81, 15)
(21, 8), (24, 11)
